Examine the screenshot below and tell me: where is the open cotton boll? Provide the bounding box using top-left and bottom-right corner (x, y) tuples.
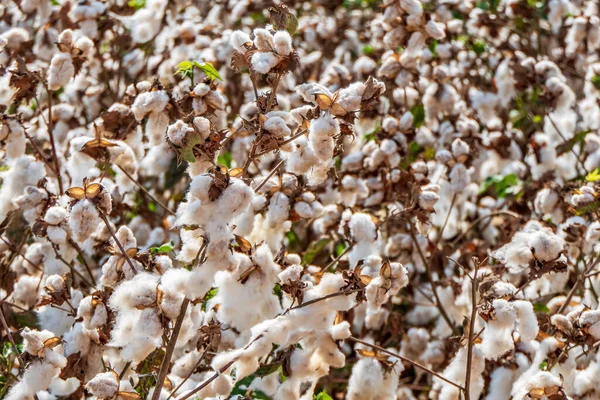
(347, 357), (401, 400)
(264, 116), (291, 137)
(336, 82), (365, 112)
(5, 360), (62, 400)
(481, 299), (517, 359)
(513, 300), (539, 342)
(253, 28), (275, 51)
(309, 114), (339, 162)
(85, 371), (119, 398)
(131, 90), (169, 120)
(434, 347), (485, 400)
(418, 190), (439, 211)
(109, 272), (159, 311)
(47, 53), (74, 90)
(273, 31), (293, 55)
(251, 52), (280, 74)
(230, 30), (252, 51)
(349, 213), (377, 242)
(167, 120), (194, 146)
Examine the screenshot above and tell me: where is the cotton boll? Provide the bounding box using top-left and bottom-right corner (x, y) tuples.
(513, 300), (539, 342)
(109, 272), (159, 311)
(264, 116), (291, 137)
(47, 53), (74, 90)
(167, 120), (194, 146)
(230, 30), (252, 51)
(131, 90), (169, 120)
(425, 20), (446, 40)
(481, 299), (517, 359)
(349, 213), (376, 243)
(251, 52), (280, 74)
(12, 275), (40, 308)
(253, 28), (275, 52)
(418, 190), (439, 211)
(273, 31), (293, 55)
(68, 201), (100, 243)
(309, 114), (339, 162)
(85, 371), (119, 398)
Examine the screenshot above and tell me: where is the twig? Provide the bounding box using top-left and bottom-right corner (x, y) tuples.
(165, 343), (211, 400)
(97, 209), (137, 275)
(254, 159), (285, 193)
(117, 165), (176, 216)
(464, 260), (479, 400)
(408, 220), (458, 335)
(557, 253), (600, 314)
(435, 192), (457, 247)
(547, 114), (587, 174)
(289, 288), (363, 311)
(348, 337), (464, 392)
(253, 129), (308, 158)
(45, 85), (64, 194)
(152, 298), (190, 400)
(452, 210), (520, 246)
(0, 304), (22, 366)
(319, 242), (354, 272)
(68, 239), (96, 286)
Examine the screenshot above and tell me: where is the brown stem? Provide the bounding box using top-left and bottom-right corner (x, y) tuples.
(557, 254), (600, 314)
(45, 85), (63, 194)
(319, 242), (354, 272)
(165, 343), (211, 400)
(254, 159), (284, 193)
(464, 260), (479, 400)
(289, 288), (363, 311)
(152, 298), (190, 400)
(408, 220), (458, 335)
(97, 210), (137, 275)
(435, 192), (457, 247)
(116, 165), (176, 216)
(0, 304), (22, 367)
(451, 210), (520, 247)
(348, 337), (464, 392)
(68, 239), (96, 286)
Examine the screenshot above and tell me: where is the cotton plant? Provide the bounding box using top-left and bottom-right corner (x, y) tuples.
(5, 0), (600, 399)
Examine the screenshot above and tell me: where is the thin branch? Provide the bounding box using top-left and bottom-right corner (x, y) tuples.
(45, 85), (64, 194)
(152, 298), (190, 400)
(165, 343), (211, 400)
(97, 209), (137, 275)
(452, 210), (520, 246)
(319, 242), (354, 272)
(408, 220), (458, 335)
(464, 260), (479, 400)
(0, 304), (22, 367)
(254, 159), (285, 193)
(435, 192), (457, 247)
(116, 165), (176, 216)
(290, 288), (363, 311)
(348, 337), (464, 392)
(547, 114), (588, 174)
(557, 253), (600, 314)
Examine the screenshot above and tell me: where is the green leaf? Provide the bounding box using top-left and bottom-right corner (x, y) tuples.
(428, 39), (438, 57)
(539, 360), (548, 370)
(314, 391), (334, 400)
(423, 146), (436, 161)
(363, 44), (375, 55)
(273, 283), (283, 306)
(410, 104), (425, 128)
(147, 202), (157, 213)
(175, 61), (194, 79)
(217, 151), (232, 168)
(285, 230), (299, 251)
(128, 0), (145, 10)
(533, 303), (550, 313)
(575, 200), (600, 216)
(471, 40), (486, 56)
(192, 61), (223, 81)
(335, 242), (347, 257)
(149, 241), (174, 254)
(479, 174), (520, 199)
(50, 0), (60, 6)
(586, 168), (600, 182)
(202, 288), (218, 311)
(231, 374), (271, 399)
(592, 75), (600, 90)
(302, 238), (331, 265)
